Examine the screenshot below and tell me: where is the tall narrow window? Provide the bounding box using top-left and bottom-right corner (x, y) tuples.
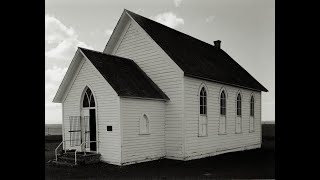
(83, 88), (95, 108)
(237, 93), (241, 116)
(199, 86), (207, 136)
(200, 87), (207, 115)
(236, 92), (242, 133)
(140, 114), (150, 134)
(250, 96), (254, 117)
(249, 95), (255, 132)
(219, 90), (227, 134)
(220, 91), (226, 116)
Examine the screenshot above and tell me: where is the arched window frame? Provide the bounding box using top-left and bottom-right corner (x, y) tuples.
(236, 91), (242, 117)
(250, 94), (255, 117)
(75, 85), (98, 150)
(235, 90), (243, 134)
(249, 93), (255, 133)
(198, 83), (208, 137)
(81, 86), (96, 109)
(198, 83), (208, 116)
(219, 87), (227, 116)
(139, 113), (150, 135)
(218, 87), (228, 135)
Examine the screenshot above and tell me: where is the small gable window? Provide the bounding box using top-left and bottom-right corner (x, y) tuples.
(83, 87), (95, 108)
(140, 114), (150, 135)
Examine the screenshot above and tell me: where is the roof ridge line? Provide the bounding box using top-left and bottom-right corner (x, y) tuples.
(78, 47), (105, 54)
(81, 48), (170, 100)
(125, 9), (220, 50)
(79, 47), (137, 62)
(125, 9), (268, 92)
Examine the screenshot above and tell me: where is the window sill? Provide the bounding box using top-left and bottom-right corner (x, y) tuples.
(139, 133), (150, 135)
(235, 132), (242, 134)
(218, 133), (227, 135)
(198, 135), (208, 137)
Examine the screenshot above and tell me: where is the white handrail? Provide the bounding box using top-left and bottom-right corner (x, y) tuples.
(54, 140), (76, 161)
(54, 141), (67, 161)
(74, 141), (99, 165)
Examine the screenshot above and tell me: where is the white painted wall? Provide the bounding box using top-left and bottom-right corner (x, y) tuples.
(112, 18), (185, 159)
(183, 76), (261, 160)
(120, 98), (165, 165)
(62, 56), (121, 165)
(100, 12), (264, 162)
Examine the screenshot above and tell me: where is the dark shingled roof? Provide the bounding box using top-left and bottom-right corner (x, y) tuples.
(79, 47), (169, 100)
(126, 10), (268, 92)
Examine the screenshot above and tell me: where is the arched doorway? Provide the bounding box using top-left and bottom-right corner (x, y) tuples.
(81, 86), (97, 151)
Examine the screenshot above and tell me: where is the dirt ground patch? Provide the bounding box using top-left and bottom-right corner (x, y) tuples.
(45, 135), (274, 179)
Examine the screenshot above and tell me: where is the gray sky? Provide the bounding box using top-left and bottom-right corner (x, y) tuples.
(45, 0), (275, 124)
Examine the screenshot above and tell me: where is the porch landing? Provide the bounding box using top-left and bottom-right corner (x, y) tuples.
(50, 150), (101, 166)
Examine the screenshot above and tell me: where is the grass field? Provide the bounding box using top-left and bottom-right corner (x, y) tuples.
(45, 124), (62, 135)
(45, 135), (62, 162)
(45, 124), (275, 179)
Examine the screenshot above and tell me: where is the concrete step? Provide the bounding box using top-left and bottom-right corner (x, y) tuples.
(59, 152), (83, 158)
(57, 152), (101, 165)
(58, 156), (84, 164)
(60, 152), (99, 157)
(50, 160), (77, 167)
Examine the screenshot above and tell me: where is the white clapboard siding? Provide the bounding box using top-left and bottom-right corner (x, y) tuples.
(183, 76), (261, 159)
(113, 20), (185, 159)
(62, 56), (121, 165)
(120, 98), (165, 164)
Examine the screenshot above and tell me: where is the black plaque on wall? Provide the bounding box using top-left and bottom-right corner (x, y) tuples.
(107, 126), (112, 131)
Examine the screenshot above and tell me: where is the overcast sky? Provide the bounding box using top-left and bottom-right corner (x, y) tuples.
(45, 0), (275, 124)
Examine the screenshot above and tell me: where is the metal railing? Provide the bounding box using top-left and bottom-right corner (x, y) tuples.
(74, 141), (99, 165)
(55, 140), (99, 165)
(54, 140), (68, 161)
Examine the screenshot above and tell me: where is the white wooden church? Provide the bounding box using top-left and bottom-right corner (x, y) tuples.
(53, 9), (268, 166)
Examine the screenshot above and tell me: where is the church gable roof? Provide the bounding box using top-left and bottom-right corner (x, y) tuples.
(125, 10), (268, 92)
(80, 47), (169, 100)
